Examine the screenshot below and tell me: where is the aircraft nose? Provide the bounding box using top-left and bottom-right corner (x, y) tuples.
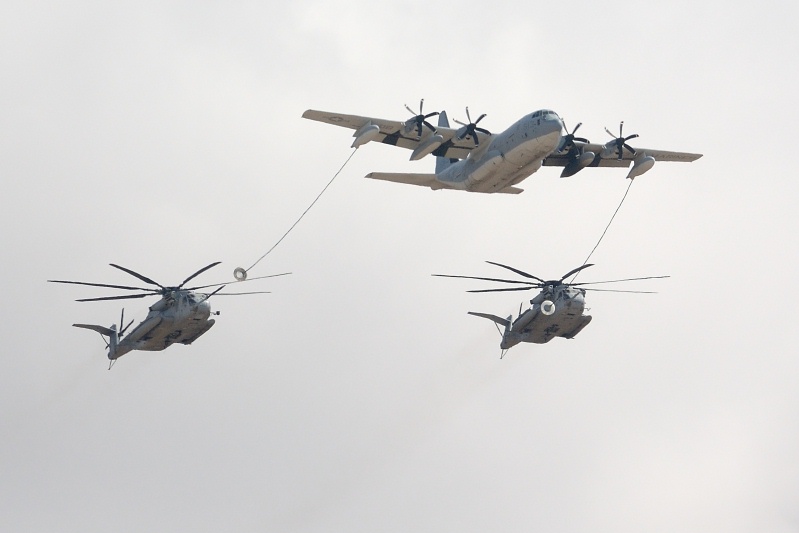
(540, 115), (564, 150)
(547, 114), (564, 135)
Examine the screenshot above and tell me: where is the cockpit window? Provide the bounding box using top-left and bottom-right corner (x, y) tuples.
(532, 110), (559, 119)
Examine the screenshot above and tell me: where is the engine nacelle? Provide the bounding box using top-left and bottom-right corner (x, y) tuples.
(351, 123), (380, 148)
(600, 142), (618, 159)
(540, 300), (555, 315)
(560, 151), (596, 178)
(626, 153), (655, 180)
(410, 134), (444, 161)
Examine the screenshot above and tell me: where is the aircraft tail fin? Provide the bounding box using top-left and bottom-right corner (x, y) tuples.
(435, 111), (458, 174)
(73, 323), (119, 360)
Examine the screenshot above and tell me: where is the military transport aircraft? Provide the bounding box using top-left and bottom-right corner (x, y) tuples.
(302, 101), (702, 194)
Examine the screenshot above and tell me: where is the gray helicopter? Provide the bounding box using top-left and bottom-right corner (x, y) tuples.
(434, 262), (667, 358)
(49, 262), (289, 368)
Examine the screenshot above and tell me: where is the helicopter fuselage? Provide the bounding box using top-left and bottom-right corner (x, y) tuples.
(112, 290), (215, 359)
(500, 285), (592, 350)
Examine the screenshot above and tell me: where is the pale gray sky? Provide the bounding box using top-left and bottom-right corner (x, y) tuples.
(2, 1), (798, 532)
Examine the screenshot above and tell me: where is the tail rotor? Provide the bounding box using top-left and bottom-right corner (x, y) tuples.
(119, 308), (134, 338)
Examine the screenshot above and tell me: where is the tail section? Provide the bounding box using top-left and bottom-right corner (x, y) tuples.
(73, 323), (119, 360)
(469, 312), (515, 357)
(435, 111), (458, 174)
(468, 311), (511, 329)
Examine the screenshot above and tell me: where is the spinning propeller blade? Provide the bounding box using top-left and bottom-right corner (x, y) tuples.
(604, 121), (639, 160)
(559, 120), (589, 152)
(404, 99), (439, 137)
(454, 107), (490, 146)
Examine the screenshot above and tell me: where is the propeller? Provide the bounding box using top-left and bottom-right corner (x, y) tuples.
(559, 120), (589, 153)
(50, 263), (288, 302)
(404, 99), (439, 138)
(109, 263), (163, 288)
(179, 261), (221, 288)
(119, 309), (134, 337)
(186, 271), (291, 291)
(434, 262), (667, 294)
(454, 107), (490, 146)
(604, 121), (639, 160)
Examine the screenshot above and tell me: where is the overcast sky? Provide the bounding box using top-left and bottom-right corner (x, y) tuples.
(2, 1), (798, 532)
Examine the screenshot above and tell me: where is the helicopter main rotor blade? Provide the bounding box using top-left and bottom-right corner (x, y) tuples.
(109, 264), (164, 288)
(48, 279), (157, 292)
(485, 261), (546, 283)
(179, 262), (222, 288)
(196, 284), (225, 304)
(467, 286), (536, 293)
(581, 288), (658, 294)
(186, 272), (291, 291)
(76, 293), (154, 302)
(432, 274), (539, 286)
(560, 263), (594, 282)
(571, 275), (670, 286)
(211, 291), (272, 296)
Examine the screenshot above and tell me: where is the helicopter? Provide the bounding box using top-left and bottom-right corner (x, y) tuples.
(49, 262), (289, 368)
(434, 262), (668, 358)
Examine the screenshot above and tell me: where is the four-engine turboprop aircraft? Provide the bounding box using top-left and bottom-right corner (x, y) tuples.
(302, 101), (702, 194)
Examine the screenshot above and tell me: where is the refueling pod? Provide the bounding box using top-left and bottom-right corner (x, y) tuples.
(351, 123), (380, 148)
(626, 152), (656, 179)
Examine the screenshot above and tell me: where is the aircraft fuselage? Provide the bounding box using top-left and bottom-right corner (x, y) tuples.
(438, 110), (563, 193)
(112, 290), (215, 359)
(500, 286), (592, 349)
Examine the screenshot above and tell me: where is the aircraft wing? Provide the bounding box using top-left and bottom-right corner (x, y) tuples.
(302, 109), (480, 160)
(544, 141), (702, 174)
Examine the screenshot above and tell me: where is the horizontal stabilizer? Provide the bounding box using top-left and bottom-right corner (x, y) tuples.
(366, 173), (524, 194)
(73, 323), (115, 336)
(365, 172), (448, 190)
(468, 312), (510, 328)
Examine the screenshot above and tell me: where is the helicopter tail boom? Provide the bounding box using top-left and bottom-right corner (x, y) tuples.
(73, 323), (119, 359)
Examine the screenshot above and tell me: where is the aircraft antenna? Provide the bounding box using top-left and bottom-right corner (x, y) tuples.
(235, 148), (358, 281)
